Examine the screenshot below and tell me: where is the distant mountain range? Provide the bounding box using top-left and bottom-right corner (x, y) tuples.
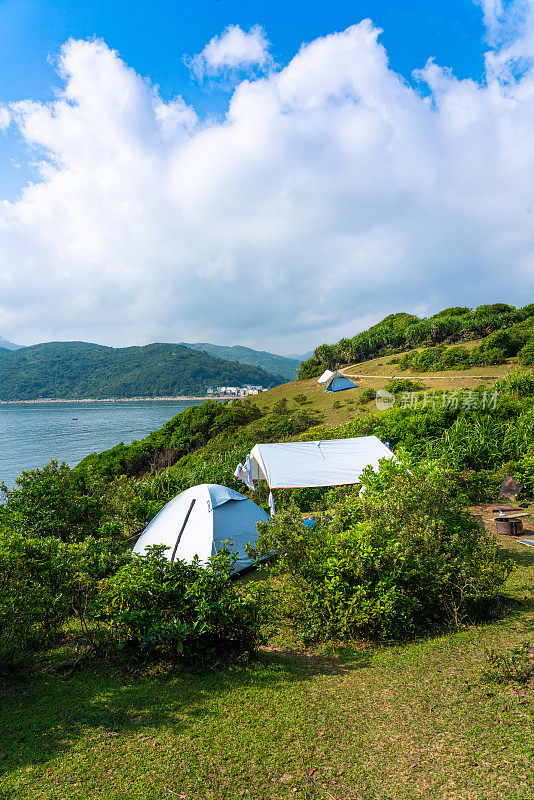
(182, 342), (300, 380)
(285, 351), (314, 362)
(0, 336), (22, 351)
(0, 342), (284, 401)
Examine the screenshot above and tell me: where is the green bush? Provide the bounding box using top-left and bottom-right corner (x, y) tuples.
(0, 537), (54, 668)
(0, 533), (129, 668)
(359, 388), (376, 404)
(483, 641), (534, 684)
(519, 339), (534, 366)
(0, 461), (112, 541)
(482, 329), (527, 358)
(90, 546), (270, 663)
(384, 379), (424, 393)
(254, 460), (511, 641)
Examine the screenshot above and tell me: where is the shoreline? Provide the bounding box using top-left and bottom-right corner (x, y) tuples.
(0, 396), (213, 405)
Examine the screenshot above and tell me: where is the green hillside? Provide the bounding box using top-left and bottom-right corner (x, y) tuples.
(299, 302), (534, 378)
(0, 341), (283, 400)
(182, 342), (300, 380)
(80, 304), (534, 478)
(1, 303), (534, 800)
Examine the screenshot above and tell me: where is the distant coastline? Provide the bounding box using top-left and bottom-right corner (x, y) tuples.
(0, 396), (213, 405)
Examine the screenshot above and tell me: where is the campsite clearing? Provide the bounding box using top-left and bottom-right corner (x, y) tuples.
(251, 356), (517, 427)
(1, 534), (533, 800)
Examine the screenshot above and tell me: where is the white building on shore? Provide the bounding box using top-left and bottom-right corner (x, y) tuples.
(213, 385), (266, 397)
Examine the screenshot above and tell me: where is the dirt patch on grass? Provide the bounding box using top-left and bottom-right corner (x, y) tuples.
(471, 503), (534, 539)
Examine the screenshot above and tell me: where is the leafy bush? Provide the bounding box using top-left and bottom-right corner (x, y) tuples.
(359, 388), (376, 404)
(0, 537), (54, 668)
(431, 307), (471, 319)
(293, 393), (310, 405)
(519, 339), (534, 366)
(90, 546), (270, 663)
(384, 378), (424, 393)
(398, 343), (508, 372)
(0, 533), (129, 668)
(0, 461), (112, 541)
(254, 460), (511, 641)
(494, 370), (534, 398)
(482, 329), (527, 358)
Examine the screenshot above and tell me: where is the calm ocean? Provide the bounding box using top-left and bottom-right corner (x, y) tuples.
(0, 399), (203, 488)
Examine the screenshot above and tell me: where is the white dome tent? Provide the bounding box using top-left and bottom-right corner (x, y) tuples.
(133, 483), (270, 573)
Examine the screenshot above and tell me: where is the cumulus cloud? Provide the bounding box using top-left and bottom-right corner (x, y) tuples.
(0, 12), (533, 351)
(479, 0), (534, 78)
(0, 107), (10, 130)
(187, 25), (272, 80)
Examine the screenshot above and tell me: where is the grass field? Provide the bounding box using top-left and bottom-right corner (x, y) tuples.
(252, 352), (517, 428)
(1, 533), (533, 800)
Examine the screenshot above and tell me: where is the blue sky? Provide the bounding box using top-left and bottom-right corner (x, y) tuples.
(0, 0), (532, 351)
(0, 0), (487, 199)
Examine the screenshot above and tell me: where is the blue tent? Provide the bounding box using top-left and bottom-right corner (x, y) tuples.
(318, 370), (356, 392)
(133, 483), (269, 573)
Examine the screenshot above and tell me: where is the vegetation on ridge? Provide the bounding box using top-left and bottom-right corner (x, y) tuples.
(299, 302), (534, 378)
(0, 341), (283, 400)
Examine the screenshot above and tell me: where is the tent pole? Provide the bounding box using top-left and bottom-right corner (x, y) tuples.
(170, 499), (196, 562)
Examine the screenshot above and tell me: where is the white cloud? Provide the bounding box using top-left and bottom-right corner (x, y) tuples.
(0, 107), (10, 130)
(0, 14), (533, 352)
(478, 0), (534, 78)
(187, 25), (272, 80)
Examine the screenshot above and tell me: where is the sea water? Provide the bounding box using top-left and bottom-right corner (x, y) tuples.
(0, 399), (203, 488)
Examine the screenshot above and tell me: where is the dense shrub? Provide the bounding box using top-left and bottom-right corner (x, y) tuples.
(430, 307), (471, 319)
(0, 461), (112, 541)
(254, 460), (512, 641)
(384, 379), (424, 393)
(0, 536), (54, 668)
(0, 533), (130, 668)
(519, 339), (534, 366)
(482, 329), (527, 358)
(398, 344), (509, 372)
(359, 388), (376, 404)
(91, 546), (270, 663)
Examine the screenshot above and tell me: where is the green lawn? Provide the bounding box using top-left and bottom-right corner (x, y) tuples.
(1, 537), (534, 800)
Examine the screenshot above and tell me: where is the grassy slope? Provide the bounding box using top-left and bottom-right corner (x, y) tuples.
(252, 348), (518, 428)
(1, 536), (533, 800)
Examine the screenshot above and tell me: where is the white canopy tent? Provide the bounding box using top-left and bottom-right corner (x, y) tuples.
(133, 483), (269, 573)
(235, 436), (394, 513)
(317, 369), (334, 384)
(317, 370), (356, 392)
